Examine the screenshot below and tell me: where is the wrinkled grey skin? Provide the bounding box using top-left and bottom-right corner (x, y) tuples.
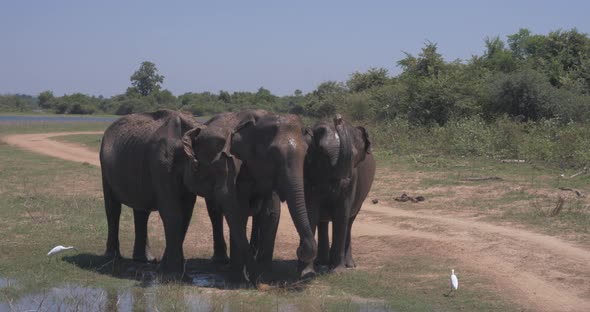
(303, 115), (375, 272)
(205, 110), (318, 278)
(100, 109), (243, 277)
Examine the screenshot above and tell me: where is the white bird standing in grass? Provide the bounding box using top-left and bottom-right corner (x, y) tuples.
(47, 245), (77, 260)
(448, 269), (459, 296)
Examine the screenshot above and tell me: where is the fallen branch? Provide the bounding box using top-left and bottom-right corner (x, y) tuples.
(558, 187), (586, 198)
(463, 176), (502, 181)
(500, 159), (526, 163)
(394, 193), (425, 203)
(550, 196), (565, 217)
(570, 167), (588, 178)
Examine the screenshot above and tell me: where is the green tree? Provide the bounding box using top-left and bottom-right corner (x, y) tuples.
(346, 67), (389, 92)
(218, 90), (231, 103)
(483, 68), (554, 121)
(130, 61), (164, 96)
(482, 36), (517, 72)
(38, 90), (54, 109)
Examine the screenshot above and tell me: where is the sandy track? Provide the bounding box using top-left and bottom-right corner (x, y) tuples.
(3, 131), (590, 311)
(1, 132), (103, 167)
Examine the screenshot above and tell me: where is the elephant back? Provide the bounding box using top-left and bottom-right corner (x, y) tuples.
(99, 109), (200, 209)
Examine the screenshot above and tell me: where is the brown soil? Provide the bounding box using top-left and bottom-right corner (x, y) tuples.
(3, 132), (590, 311)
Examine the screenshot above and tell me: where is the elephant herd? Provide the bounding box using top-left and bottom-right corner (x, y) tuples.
(99, 109), (375, 286)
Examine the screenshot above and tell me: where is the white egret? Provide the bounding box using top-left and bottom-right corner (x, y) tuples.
(448, 269), (459, 296)
(47, 245), (77, 261)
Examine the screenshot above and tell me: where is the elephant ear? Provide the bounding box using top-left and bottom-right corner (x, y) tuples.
(234, 116), (255, 133)
(357, 126), (372, 155)
(221, 129), (234, 158)
(230, 116), (256, 157)
(182, 127), (203, 171)
(303, 127), (313, 146)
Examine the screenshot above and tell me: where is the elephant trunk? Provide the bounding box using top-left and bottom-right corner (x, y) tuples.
(333, 115), (353, 184)
(283, 158), (317, 265)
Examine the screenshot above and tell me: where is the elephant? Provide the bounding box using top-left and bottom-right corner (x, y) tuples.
(303, 114), (375, 272)
(204, 109), (318, 278)
(99, 109), (255, 277)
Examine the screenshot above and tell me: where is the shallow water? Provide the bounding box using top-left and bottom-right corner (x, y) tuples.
(0, 277), (16, 288)
(0, 284), (215, 312)
(0, 281), (393, 312)
(0, 114), (210, 124)
(0, 115), (118, 123)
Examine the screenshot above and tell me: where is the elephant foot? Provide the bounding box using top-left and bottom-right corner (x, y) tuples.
(133, 251), (156, 263)
(330, 264), (347, 274)
(157, 256), (186, 280)
(297, 260), (316, 280)
(345, 259), (356, 268)
(133, 255), (157, 264)
(211, 254), (230, 264)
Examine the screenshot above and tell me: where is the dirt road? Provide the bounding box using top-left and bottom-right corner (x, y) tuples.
(2, 132), (590, 311)
(1, 132), (103, 167)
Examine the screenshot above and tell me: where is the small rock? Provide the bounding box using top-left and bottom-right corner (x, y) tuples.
(372, 199), (379, 204)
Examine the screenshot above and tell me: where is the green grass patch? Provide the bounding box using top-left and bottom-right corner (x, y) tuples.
(0, 121), (110, 135)
(372, 151), (590, 241)
(53, 134), (104, 152)
(321, 256), (515, 312)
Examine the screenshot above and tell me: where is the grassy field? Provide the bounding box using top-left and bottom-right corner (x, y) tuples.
(10, 123), (588, 311)
(371, 151), (590, 243)
(53, 134), (104, 152)
(0, 121), (111, 135)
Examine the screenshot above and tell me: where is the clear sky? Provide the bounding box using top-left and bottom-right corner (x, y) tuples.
(1, 1), (589, 97)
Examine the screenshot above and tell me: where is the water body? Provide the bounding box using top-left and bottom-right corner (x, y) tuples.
(0, 114), (210, 123)
(0, 115), (118, 123)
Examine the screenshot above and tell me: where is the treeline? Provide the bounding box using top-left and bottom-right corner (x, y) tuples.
(3, 28), (589, 126)
(3, 28), (590, 166)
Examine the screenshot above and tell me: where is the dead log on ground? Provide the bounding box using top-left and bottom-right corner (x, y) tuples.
(463, 176), (502, 181)
(558, 187), (586, 198)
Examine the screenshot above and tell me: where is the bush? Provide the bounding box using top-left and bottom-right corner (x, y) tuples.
(483, 68), (554, 121)
(369, 116), (590, 167)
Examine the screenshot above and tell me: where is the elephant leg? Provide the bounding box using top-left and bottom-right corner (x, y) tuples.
(255, 192), (280, 268)
(300, 186), (319, 276)
(132, 209), (155, 263)
(249, 213), (260, 257)
(228, 214), (249, 274)
(181, 195), (195, 240)
(316, 221), (330, 266)
(205, 197), (229, 264)
(344, 216), (357, 268)
(330, 197), (352, 272)
(158, 198), (187, 277)
(103, 180), (122, 259)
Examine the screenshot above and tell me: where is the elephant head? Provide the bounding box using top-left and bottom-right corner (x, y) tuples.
(181, 124), (241, 206)
(231, 112), (318, 276)
(306, 114), (371, 188)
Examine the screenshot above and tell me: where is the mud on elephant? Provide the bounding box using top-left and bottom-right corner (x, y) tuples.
(205, 110), (318, 279)
(100, 109), (251, 278)
(303, 114), (376, 272)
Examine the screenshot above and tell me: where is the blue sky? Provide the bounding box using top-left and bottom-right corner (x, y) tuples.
(1, 1), (589, 97)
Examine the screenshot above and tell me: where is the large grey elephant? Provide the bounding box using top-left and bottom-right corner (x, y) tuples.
(205, 110), (318, 278)
(303, 114), (375, 272)
(100, 109), (257, 277)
